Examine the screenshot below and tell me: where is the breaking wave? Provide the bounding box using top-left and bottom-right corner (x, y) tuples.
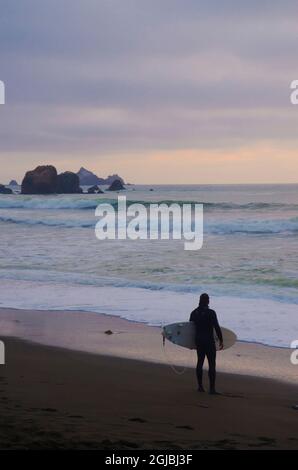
(1, 213), (298, 235)
(0, 195), (298, 212)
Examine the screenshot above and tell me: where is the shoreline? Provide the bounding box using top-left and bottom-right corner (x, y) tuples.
(0, 307), (296, 385)
(0, 278), (295, 349)
(1, 304), (292, 350)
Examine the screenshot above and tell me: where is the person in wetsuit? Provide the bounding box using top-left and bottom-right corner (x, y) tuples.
(189, 293), (223, 394)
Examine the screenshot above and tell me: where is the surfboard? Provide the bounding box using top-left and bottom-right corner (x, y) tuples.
(162, 321), (237, 351)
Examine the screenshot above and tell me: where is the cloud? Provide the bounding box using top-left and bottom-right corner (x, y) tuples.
(0, 0), (298, 181)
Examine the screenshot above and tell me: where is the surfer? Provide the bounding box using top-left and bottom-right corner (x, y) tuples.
(190, 293), (223, 395)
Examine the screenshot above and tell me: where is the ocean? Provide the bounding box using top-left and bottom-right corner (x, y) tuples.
(0, 183), (297, 348)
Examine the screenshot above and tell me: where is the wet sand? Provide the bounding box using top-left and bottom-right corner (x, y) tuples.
(0, 308), (297, 449)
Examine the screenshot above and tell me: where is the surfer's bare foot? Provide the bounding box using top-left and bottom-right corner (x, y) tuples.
(198, 386), (205, 393)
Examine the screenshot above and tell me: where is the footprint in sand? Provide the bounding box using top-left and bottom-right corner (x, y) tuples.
(258, 436), (276, 445)
(222, 392), (246, 399)
(175, 425), (194, 430)
(128, 417), (147, 423)
(154, 441), (182, 449)
(213, 438), (238, 447)
(115, 439), (140, 449)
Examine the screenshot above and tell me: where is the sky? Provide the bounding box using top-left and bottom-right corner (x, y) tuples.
(0, 0), (298, 184)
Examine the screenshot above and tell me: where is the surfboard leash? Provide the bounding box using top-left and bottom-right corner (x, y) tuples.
(161, 328), (188, 376)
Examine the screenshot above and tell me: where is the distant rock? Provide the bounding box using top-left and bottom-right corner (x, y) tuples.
(21, 165), (124, 194)
(87, 185), (98, 194)
(9, 180), (18, 186)
(77, 167), (125, 186)
(56, 171), (82, 194)
(21, 165), (58, 194)
(77, 167), (106, 186)
(21, 166), (82, 194)
(0, 184), (13, 194)
(107, 179), (125, 191)
(105, 174), (125, 185)
(87, 185), (104, 194)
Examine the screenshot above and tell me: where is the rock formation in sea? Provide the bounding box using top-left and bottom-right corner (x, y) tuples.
(77, 167), (106, 185)
(87, 185), (104, 194)
(105, 174), (125, 185)
(0, 184), (13, 194)
(21, 165), (58, 194)
(77, 167), (125, 186)
(56, 171), (82, 194)
(107, 179), (125, 191)
(21, 166), (83, 194)
(20, 165), (125, 194)
(9, 180), (18, 186)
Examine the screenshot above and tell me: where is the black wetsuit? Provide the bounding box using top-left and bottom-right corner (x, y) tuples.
(189, 306), (223, 392)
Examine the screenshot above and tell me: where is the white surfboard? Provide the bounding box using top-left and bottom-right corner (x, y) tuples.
(162, 321), (237, 351)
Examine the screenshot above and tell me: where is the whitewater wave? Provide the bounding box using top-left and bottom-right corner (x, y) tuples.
(0, 214), (95, 228)
(1, 213), (298, 234)
(0, 268), (298, 299)
(0, 196), (298, 211)
(0, 276), (297, 347)
(0, 196), (103, 210)
(207, 218), (298, 235)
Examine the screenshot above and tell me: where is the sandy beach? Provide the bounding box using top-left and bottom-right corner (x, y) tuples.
(0, 308), (297, 450)
(2, 0), (298, 453)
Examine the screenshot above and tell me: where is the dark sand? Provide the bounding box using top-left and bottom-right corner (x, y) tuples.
(0, 337), (297, 450)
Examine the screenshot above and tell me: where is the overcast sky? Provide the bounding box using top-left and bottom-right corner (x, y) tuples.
(1, 0), (298, 183)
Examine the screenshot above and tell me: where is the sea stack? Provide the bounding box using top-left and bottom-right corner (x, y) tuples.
(21, 165), (58, 194)
(0, 184), (13, 194)
(56, 171), (82, 194)
(21, 165), (83, 194)
(77, 167), (105, 185)
(87, 185), (104, 194)
(107, 179), (125, 191)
